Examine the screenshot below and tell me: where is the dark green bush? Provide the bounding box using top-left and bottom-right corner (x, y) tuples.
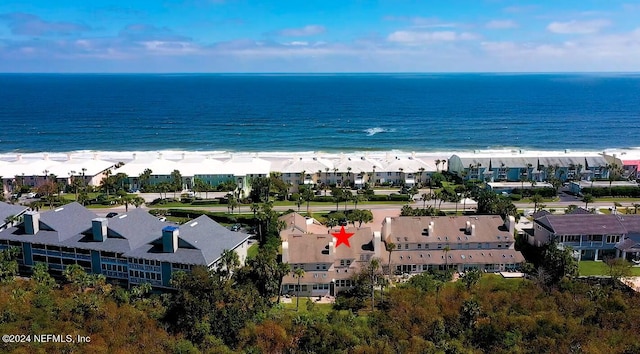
(368, 195), (390, 201)
(389, 193), (411, 201)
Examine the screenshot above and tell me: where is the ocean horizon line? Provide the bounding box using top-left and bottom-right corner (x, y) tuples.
(2, 72), (640, 76)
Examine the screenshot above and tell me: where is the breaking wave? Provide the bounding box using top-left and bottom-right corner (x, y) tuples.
(364, 127), (396, 136)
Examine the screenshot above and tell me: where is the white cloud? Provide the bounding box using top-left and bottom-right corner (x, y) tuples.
(285, 41), (308, 46)
(387, 30), (477, 44)
(481, 27), (640, 67)
(485, 20), (518, 29)
(547, 19), (610, 34)
(277, 25), (325, 37)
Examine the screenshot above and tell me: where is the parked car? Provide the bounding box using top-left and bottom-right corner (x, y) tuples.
(230, 224), (241, 232)
(106, 212), (118, 218)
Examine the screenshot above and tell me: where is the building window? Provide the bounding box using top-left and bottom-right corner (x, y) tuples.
(607, 235), (621, 243)
(417, 244), (422, 249)
(405, 244), (409, 250)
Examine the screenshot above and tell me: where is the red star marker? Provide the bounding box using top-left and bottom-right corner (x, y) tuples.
(332, 226), (355, 248)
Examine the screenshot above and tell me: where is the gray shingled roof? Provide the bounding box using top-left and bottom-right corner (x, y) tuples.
(124, 215), (249, 265)
(567, 207), (592, 215)
(532, 210), (551, 219)
(536, 214), (629, 235)
(0, 202), (28, 225)
(0, 202), (97, 245)
(616, 237), (640, 252)
(106, 208), (170, 250)
(0, 203), (249, 266)
(60, 209), (170, 254)
(178, 215), (250, 265)
(38, 202), (98, 241)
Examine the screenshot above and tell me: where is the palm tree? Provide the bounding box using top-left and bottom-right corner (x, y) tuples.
(293, 268), (305, 311)
(633, 203), (640, 214)
(462, 188), (472, 212)
(435, 159), (441, 172)
(371, 166), (377, 187)
(443, 245), (451, 270)
(217, 249), (240, 281)
(121, 194), (132, 212)
(385, 242), (396, 277)
(228, 195), (239, 214)
(102, 169), (113, 198)
(250, 203), (260, 218)
(368, 258), (380, 311)
(352, 194), (364, 210)
(139, 168), (152, 192)
(417, 167), (425, 187)
(453, 191), (463, 214)
(132, 196), (145, 208)
(607, 163), (622, 196)
(582, 194), (594, 209)
(4, 214), (17, 227)
(301, 185), (315, 214)
(530, 194), (544, 212)
(343, 189), (353, 211)
(421, 192), (431, 209)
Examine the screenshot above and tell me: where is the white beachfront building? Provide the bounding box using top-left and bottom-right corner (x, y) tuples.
(116, 153), (182, 191)
(278, 156), (334, 191)
(377, 154), (436, 187)
(1, 153), (116, 198)
(220, 155), (271, 196)
(448, 150), (616, 183)
(332, 155), (383, 189)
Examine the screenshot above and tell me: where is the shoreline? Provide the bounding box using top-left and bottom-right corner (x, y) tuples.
(2, 147), (640, 163)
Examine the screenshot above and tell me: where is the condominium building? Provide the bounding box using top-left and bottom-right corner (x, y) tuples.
(0, 202), (250, 288)
(279, 213), (383, 296)
(381, 215), (525, 273)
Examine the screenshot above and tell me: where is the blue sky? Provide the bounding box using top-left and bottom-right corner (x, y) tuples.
(1, 1), (639, 72)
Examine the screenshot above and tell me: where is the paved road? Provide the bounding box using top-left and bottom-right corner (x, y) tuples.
(95, 197), (640, 217)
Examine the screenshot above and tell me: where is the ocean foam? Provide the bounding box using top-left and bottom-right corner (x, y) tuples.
(364, 127), (396, 136)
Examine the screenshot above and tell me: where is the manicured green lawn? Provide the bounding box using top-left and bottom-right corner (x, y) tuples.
(579, 261), (640, 276)
(280, 298), (334, 314)
(594, 197), (640, 202)
(475, 274), (524, 292)
(247, 243), (259, 260)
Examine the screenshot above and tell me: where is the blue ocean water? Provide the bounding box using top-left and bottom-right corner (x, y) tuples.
(1, 73), (639, 153)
